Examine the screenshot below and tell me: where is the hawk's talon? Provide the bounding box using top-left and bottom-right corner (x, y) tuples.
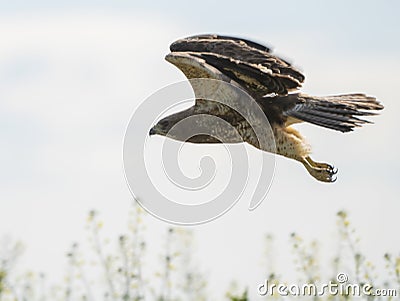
(302, 157), (338, 183)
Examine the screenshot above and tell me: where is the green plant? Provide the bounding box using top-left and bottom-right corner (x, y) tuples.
(0, 207), (398, 301)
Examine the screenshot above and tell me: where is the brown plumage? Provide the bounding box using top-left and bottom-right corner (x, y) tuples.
(149, 34), (384, 182)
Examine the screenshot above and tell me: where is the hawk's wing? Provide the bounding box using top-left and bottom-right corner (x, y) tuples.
(165, 51), (246, 112)
(169, 34), (305, 97)
(165, 51), (275, 148)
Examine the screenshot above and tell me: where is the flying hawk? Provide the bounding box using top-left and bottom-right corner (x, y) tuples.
(149, 34), (383, 182)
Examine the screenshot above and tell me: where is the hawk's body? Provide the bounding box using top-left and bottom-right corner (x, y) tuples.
(150, 34), (383, 182)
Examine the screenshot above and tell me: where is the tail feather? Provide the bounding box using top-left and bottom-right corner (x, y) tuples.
(285, 93), (383, 132)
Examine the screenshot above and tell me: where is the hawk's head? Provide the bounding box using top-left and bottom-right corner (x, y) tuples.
(149, 116), (171, 136)
(149, 109), (193, 139)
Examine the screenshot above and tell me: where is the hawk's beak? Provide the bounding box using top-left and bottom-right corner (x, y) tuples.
(149, 127), (156, 136)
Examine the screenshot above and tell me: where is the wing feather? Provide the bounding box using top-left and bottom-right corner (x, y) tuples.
(165, 52), (243, 114)
(190, 52), (300, 97)
(169, 34), (305, 96)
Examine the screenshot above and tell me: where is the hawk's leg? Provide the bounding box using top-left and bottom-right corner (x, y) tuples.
(271, 126), (337, 183)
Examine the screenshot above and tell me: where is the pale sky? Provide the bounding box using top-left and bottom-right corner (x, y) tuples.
(0, 1), (399, 299)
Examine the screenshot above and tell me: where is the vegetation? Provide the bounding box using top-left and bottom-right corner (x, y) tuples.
(0, 206), (398, 301)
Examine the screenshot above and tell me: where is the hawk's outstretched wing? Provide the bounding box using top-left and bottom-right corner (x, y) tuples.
(165, 51), (245, 112)
(169, 34), (305, 97)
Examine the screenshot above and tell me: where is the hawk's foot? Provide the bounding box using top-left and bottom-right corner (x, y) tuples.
(302, 156), (338, 183)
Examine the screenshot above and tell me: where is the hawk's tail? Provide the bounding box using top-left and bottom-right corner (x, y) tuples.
(285, 93), (384, 132)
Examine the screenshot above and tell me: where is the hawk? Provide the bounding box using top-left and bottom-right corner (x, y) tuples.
(149, 34), (383, 182)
